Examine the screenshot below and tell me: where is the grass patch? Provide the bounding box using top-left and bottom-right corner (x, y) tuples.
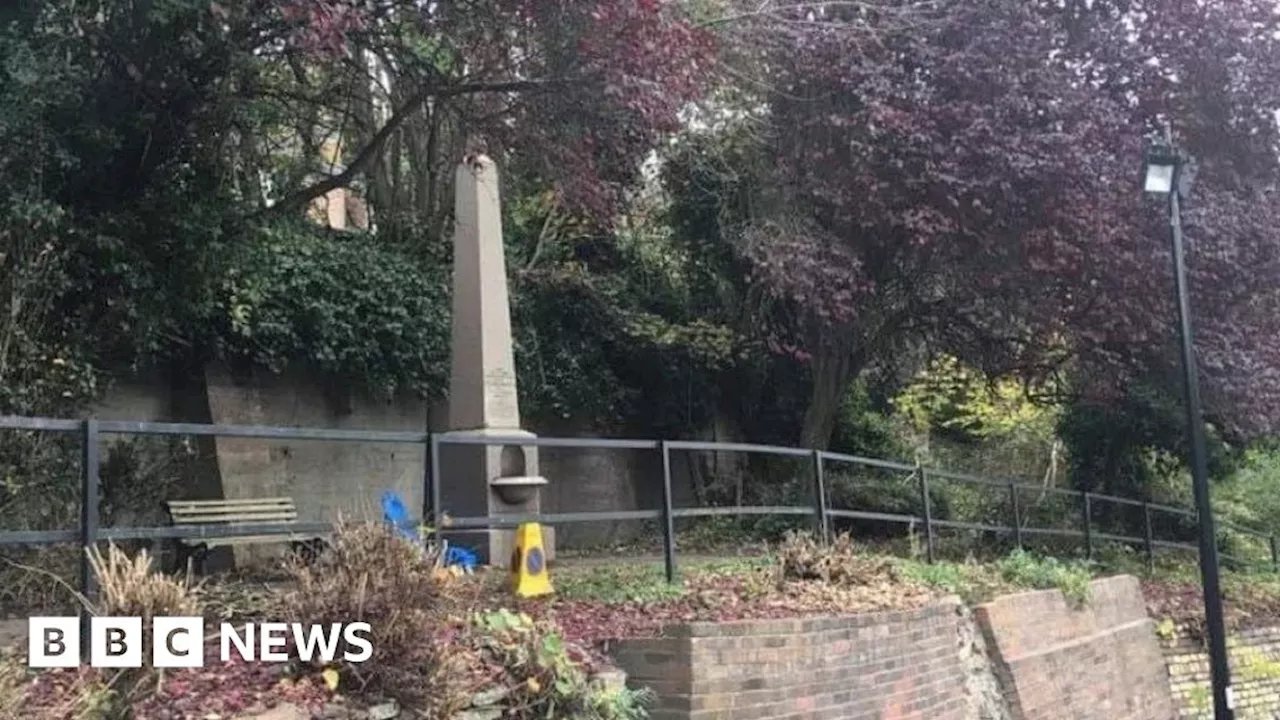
(557, 538), (1099, 609)
(894, 559), (1009, 604)
(553, 557), (778, 605)
(555, 564), (688, 604)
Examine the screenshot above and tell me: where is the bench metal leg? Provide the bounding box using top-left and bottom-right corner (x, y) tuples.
(194, 545), (211, 575)
(172, 543), (192, 576)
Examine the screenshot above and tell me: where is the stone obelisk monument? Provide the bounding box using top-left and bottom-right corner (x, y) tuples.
(438, 154), (550, 565)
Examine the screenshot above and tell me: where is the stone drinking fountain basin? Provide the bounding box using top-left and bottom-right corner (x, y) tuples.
(489, 475), (548, 505)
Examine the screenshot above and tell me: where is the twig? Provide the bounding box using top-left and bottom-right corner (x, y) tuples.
(1, 557), (95, 615)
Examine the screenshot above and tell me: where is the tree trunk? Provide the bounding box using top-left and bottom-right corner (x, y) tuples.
(798, 341), (862, 450)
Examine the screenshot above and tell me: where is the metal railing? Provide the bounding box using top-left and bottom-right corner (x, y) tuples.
(0, 415), (1275, 607)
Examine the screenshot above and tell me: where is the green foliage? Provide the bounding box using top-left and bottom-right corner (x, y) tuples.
(556, 566), (687, 605)
(892, 550), (1093, 605)
(1186, 684), (1210, 712)
(996, 550), (1092, 605)
(893, 355), (1064, 480)
(1059, 377), (1238, 500)
(895, 355), (1059, 444)
(507, 177), (743, 433)
(896, 561), (968, 595)
(829, 379), (911, 460)
(1213, 445), (1280, 550)
(215, 222), (451, 399)
(472, 609), (655, 719)
(894, 559), (1012, 604)
(1237, 646), (1280, 682)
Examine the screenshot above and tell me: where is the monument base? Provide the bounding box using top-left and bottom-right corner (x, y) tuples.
(440, 526), (556, 567)
(435, 428), (554, 566)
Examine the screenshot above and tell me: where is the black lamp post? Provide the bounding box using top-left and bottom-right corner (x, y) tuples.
(1143, 123), (1233, 719)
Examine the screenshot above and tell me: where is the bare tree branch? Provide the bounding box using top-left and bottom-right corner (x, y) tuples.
(259, 78), (565, 218)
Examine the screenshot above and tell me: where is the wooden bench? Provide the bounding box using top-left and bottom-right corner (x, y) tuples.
(165, 497), (328, 572)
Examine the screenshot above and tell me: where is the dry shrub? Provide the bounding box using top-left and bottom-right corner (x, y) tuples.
(194, 578), (281, 622)
(777, 530), (901, 586)
(84, 543), (203, 711)
(471, 609), (655, 719)
(277, 520), (470, 716)
(0, 545), (81, 615)
(0, 653), (23, 720)
(88, 544), (201, 621)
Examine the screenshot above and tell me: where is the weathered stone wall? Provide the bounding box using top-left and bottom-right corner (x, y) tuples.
(91, 366), (660, 553)
(201, 363), (428, 565)
(975, 575), (1176, 720)
(609, 601), (990, 720)
(1161, 624), (1280, 719)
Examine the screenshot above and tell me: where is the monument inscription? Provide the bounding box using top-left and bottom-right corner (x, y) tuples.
(484, 367), (519, 428)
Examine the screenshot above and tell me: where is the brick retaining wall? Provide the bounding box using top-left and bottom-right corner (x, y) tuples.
(974, 575), (1176, 720)
(609, 575), (1182, 720)
(1161, 624), (1280, 718)
(609, 601), (977, 720)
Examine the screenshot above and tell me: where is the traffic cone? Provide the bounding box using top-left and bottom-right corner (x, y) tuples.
(511, 522), (554, 598)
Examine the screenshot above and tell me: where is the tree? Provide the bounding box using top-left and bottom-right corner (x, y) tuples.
(718, 0), (1280, 448)
(262, 0), (716, 229)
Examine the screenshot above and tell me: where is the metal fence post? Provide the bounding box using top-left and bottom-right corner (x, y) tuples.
(79, 419), (100, 659)
(1144, 502), (1156, 573)
(422, 432), (434, 545)
(811, 450), (828, 543)
(1271, 534), (1278, 575)
(1083, 492), (1094, 561)
(1009, 482), (1023, 551)
(917, 465), (936, 564)
(659, 441), (677, 583)
(429, 434), (443, 537)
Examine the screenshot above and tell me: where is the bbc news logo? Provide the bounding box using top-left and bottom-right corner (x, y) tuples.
(28, 617), (373, 668)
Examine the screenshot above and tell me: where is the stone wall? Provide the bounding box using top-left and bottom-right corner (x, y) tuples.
(201, 363), (428, 565)
(90, 366), (661, 553)
(608, 601), (990, 720)
(1161, 624), (1280, 718)
(974, 575), (1176, 720)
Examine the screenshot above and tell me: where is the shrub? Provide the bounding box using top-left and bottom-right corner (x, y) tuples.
(87, 544), (201, 621)
(0, 545), (80, 615)
(471, 609), (655, 719)
(2, 545), (186, 719)
(776, 530), (901, 586)
(276, 521), (469, 715)
(216, 223), (451, 400)
(996, 549), (1092, 605)
(82, 544), (202, 710)
(0, 655), (21, 720)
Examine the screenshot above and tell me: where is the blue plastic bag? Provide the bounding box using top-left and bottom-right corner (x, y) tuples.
(380, 490), (478, 571)
(445, 545), (479, 572)
(380, 491), (417, 543)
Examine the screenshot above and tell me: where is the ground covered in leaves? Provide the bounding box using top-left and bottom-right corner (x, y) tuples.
(10, 530), (1280, 719)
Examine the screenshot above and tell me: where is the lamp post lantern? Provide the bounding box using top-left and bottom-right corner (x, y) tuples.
(1143, 123), (1232, 719)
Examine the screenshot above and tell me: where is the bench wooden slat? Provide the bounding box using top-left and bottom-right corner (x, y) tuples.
(169, 504), (297, 516)
(167, 498), (294, 508)
(171, 512), (297, 524)
(166, 496), (319, 548)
